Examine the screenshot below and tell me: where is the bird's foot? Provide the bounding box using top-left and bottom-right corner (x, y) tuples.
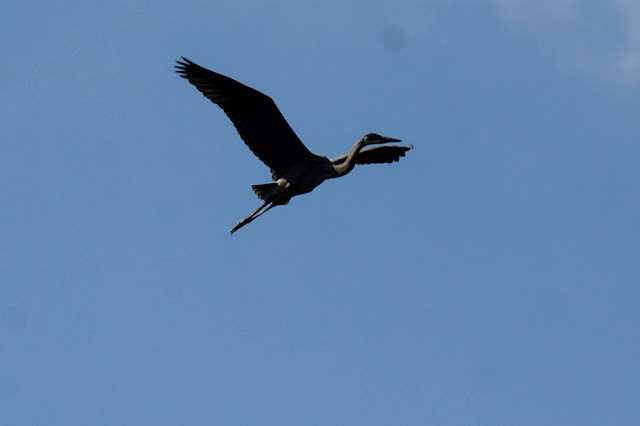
(230, 217), (252, 235)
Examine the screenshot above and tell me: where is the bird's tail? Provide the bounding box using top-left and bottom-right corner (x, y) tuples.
(251, 183), (277, 200)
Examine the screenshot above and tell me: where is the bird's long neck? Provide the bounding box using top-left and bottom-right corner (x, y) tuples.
(333, 139), (367, 177)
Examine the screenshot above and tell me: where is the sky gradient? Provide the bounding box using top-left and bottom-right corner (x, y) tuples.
(2, 1), (639, 425)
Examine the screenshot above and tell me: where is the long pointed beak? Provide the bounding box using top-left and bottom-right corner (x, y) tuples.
(382, 136), (402, 143)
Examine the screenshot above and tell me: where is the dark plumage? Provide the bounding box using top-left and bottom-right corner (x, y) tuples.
(331, 145), (414, 165)
(175, 57), (412, 234)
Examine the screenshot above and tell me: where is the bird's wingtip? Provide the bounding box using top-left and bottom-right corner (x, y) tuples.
(175, 57), (193, 67)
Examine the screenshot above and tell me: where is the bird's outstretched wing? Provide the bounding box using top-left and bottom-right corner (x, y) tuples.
(175, 57), (316, 180)
(331, 145), (413, 166)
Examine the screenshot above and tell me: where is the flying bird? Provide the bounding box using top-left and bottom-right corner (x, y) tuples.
(175, 57), (412, 234)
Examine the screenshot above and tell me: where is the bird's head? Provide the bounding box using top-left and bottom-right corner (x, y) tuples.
(362, 133), (402, 146)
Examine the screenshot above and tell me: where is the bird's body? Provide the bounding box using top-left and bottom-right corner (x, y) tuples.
(175, 57), (412, 234)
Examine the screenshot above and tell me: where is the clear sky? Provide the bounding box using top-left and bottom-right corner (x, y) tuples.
(2, 1), (639, 425)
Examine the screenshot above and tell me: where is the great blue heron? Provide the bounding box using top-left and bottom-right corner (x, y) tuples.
(175, 57), (412, 234)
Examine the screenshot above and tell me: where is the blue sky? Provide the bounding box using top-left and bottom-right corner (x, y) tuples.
(2, 1), (639, 425)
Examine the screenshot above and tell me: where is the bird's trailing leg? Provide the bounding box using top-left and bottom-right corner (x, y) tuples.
(230, 201), (278, 234)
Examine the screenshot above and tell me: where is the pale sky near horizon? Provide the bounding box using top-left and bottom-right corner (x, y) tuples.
(2, 1), (639, 425)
